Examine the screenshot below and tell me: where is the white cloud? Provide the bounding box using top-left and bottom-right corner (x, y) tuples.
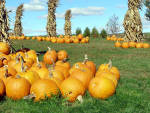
(142, 16), (150, 29)
(39, 6), (105, 19)
(71, 7), (105, 16)
(24, 0), (46, 11)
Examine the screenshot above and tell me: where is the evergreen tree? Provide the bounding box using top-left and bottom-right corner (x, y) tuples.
(76, 28), (82, 35)
(83, 27), (90, 37)
(91, 27), (99, 38)
(100, 29), (107, 38)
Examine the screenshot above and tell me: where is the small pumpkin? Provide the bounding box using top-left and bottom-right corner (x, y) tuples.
(114, 41), (121, 47)
(143, 43), (150, 48)
(57, 50), (68, 60)
(43, 47), (57, 65)
(122, 42), (129, 48)
(0, 42), (10, 55)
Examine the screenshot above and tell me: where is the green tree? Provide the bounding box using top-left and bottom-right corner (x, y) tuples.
(83, 27), (90, 37)
(91, 27), (99, 38)
(76, 28), (82, 35)
(145, 0), (150, 21)
(100, 29), (107, 38)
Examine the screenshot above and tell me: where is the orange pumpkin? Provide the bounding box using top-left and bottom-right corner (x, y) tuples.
(0, 42), (10, 55)
(114, 41), (121, 47)
(129, 41), (136, 48)
(43, 47), (57, 65)
(70, 69), (92, 89)
(57, 50), (68, 60)
(88, 77), (115, 99)
(122, 42), (129, 48)
(60, 77), (85, 102)
(55, 60), (71, 69)
(95, 72), (118, 87)
(17, 71), (40, 84)
(30, 79), (59, 101)
(83, 55), (96, 75)
(143, 43), (149, 48)
(136, 43), (143, 48)
(6, 76), (31, 100)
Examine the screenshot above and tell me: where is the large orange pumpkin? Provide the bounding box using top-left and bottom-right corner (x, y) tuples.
(70, 69), (92, 89)
(60, 77), (85, 102)
(30, 79), (59, 101)
(95, 72), (118, 87)
(88, 77), (115, 99)
(6, 76), (31, 100)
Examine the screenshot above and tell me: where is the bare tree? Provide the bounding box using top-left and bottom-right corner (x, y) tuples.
(106, 14), (122, 34)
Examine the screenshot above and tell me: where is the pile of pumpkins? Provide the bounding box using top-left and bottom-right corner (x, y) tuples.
(107, 35), (124, 41)
(115, 41), (150, 48)
(9, 34), (89, 44)
(0, 41), (120, 103)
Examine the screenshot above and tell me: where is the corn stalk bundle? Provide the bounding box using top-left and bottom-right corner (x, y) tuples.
(64, 10), (72, 36)
(14, 4), (24, 36)
(123, 0), (144, 42)
(46, 0), (59, 37)
(0, 0), (10, 43)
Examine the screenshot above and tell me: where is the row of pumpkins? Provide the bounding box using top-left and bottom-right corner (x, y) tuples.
(9, 34), (89, 44)
(107, 35), (124, 41)
(0, 42), (120, 103)
(115, 41), (150, 48)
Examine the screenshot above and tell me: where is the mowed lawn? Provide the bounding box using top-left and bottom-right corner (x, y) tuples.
(0, 38), (150, 113)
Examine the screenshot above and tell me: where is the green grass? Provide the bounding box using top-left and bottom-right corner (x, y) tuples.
(1, 38), (150, 113)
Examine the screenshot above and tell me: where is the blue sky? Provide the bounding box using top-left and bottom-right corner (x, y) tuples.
(6, 0), (150, 36)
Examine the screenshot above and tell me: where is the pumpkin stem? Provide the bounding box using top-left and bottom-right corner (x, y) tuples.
(23, 93), (36, 99)
(4, 66), (9, 78)
(47, 47), (51, 51)
(108, 59), (112, 70)
(15, 54), (20, 64)
(20, 56), (26, 72)
(36, 57), (41, 68)
(83, 54), (88, 64)
(77, 95), (83, 103)
(75, 64), (79, 69)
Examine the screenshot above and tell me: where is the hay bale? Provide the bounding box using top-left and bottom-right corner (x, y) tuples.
(46, 0), (59, 37)
(64, 10), (72, 36)
(123, 0), (144, 42)
(14, 4), (24, 36)
(0, 0), (10, 43)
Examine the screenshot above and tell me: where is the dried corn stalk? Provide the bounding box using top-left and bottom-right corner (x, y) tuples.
(123, 0), (144, 42)
(0, 0), (10, 43)
(64, 10), (72, 36)
(14, 4), (24, 36)
(46, 0), (59, 37)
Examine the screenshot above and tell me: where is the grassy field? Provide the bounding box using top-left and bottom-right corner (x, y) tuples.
(0, 38), (150, 113)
